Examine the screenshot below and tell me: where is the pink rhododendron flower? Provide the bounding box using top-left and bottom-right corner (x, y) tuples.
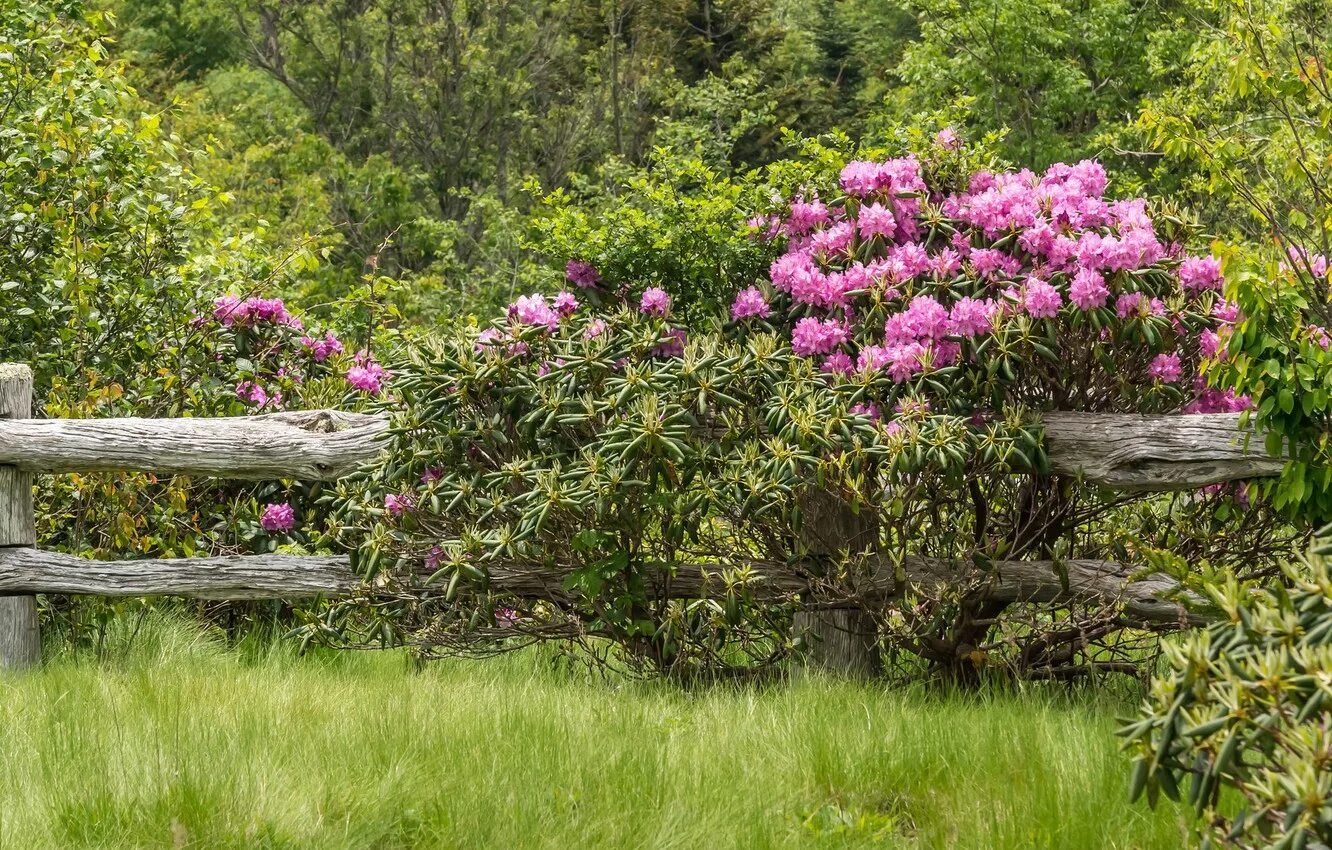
(639, 287), (670, 316)
(385, 493), (415, 517)
(810, 221), (855, 256)
(1178, 256), (1223, 292)
(565, 260), (600, 288)
(850, 402), (881, 420)
(425, 546), (443, 570)
(583, 319), (608, 340)
(1148, 352), (1183, 383)
(791, 317), (849, 357)
(346, 351), (388, 395)
(1115, 292), (1145, 318)
(895, 398), (932, 418)
(730, 286), (771, 320)
(1212, 300), (1242, 324)
(260, 502), (295, 532)
(553, 291), (578, 316)
(821, 351), (853, 375)
(930, 249), (962, 279)
(857, 202), (897, 240)
(948, 296), (996, 338)
(1022, 278), (1062, 318)
(935, 128), (961, 150)
(475, 328), (504, 352)
(300, 331), (345, 362)
(884, 295), (950, 345)
(213, 295), (303, 329)
(235, 381), (269, 408)
(1284, 247), (1329, 278)
(654, 327), (686, 358)
(1069, 267), (1109, 310)
(969, 247), (1021, 280)
(509, 294), (560, 330)
(886, 343), (928, 382)
(1184, 386), (1252, 414)
(786, 198), (831, 236)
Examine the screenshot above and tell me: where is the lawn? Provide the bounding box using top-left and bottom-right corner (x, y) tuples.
(0, 616), (1190, 849)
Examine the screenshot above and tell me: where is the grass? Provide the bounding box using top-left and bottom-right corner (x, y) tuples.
(0, 615), (1192, 849)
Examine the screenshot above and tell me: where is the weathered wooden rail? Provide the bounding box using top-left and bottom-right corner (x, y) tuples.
(0, 364), (383, 669)
(0, 357), (1285, 673)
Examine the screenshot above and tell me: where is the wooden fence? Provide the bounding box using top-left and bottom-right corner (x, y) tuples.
(0, 364), (385, 668)
(0, 361), (1284, 672)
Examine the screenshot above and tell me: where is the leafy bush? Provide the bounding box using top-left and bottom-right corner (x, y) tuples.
(344, 138), (1292, 678)
(0, 2), (399, 647)
(1123, 530), (1332, 849)
(1136, 0), (1332, 522)
(530, 147), (778, 322)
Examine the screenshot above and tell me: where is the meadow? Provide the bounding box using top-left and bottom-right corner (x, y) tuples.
(0, 616), (1189, 849)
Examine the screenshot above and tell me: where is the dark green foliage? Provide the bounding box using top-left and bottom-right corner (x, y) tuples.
(1124, 530), (1332, 849)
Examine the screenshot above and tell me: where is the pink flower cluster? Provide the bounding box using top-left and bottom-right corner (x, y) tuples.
(640, 287), (671, 316)
(1284, 247), (1330, 279)
(385, 493), (415, 517)
(509, 294), (561, 330)
(235, 380), (280, 409)
(346, 351), (388, 395)
(213, 295), (303, 329)
(746, 155), (1236, 415)
(1178, 256), (1223, 292)
(1183, 382), (1252, 414)
(565, 260), (601, 288)
(730, 286), (771, 320)
(300, 331), (345, 362)
(791, 317), (849, 357)
(260, 502), (295, 532)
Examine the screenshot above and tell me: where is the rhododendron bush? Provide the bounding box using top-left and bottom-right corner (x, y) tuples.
(349, 143), (1295, 678)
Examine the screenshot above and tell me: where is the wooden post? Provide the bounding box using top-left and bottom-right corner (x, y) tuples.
(793, 490), (882, 677)
(0, 364), (38, 669)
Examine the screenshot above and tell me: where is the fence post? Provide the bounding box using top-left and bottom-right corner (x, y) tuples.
(0, 364), (38, 670)
(792, 490), (882, 677)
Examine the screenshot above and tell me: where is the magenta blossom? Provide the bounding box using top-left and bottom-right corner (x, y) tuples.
(791, 317), (849, 357)
(1022, 278), (1062, 318)
(730, 286), (771, 321)
(565, 260), (600, 288)
(260, 502), (295, 533)
(346, 351), (388, 395)
(639, 287), (671, 317)
(508, 294), (560, 330)
(857, 202), (897, 240)
(583, 319), (608, 340)
(213, 295), (303, 329)
(552, 291), (578, 317)
(935, 128), (961, 150)
(821, 351), (854, 375)
(385, 493), (415, 517)
(1178, 256), (1223, 292)
(850, 402), (881, 421)
(654, 327), (686, 358)
(235, 381), (271, 408)
(300, 331), (345, 362)
(1069, 268), (1109, 310)
(1148, 352), (1183, 383)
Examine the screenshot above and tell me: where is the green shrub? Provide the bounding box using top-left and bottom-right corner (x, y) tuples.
(1123, 531), (1332, 849)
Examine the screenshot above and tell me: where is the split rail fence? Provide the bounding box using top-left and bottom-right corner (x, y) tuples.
(0, 361), (1286, 672)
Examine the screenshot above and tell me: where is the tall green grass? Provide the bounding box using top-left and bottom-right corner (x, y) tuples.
(0, 615), (1190, 849)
